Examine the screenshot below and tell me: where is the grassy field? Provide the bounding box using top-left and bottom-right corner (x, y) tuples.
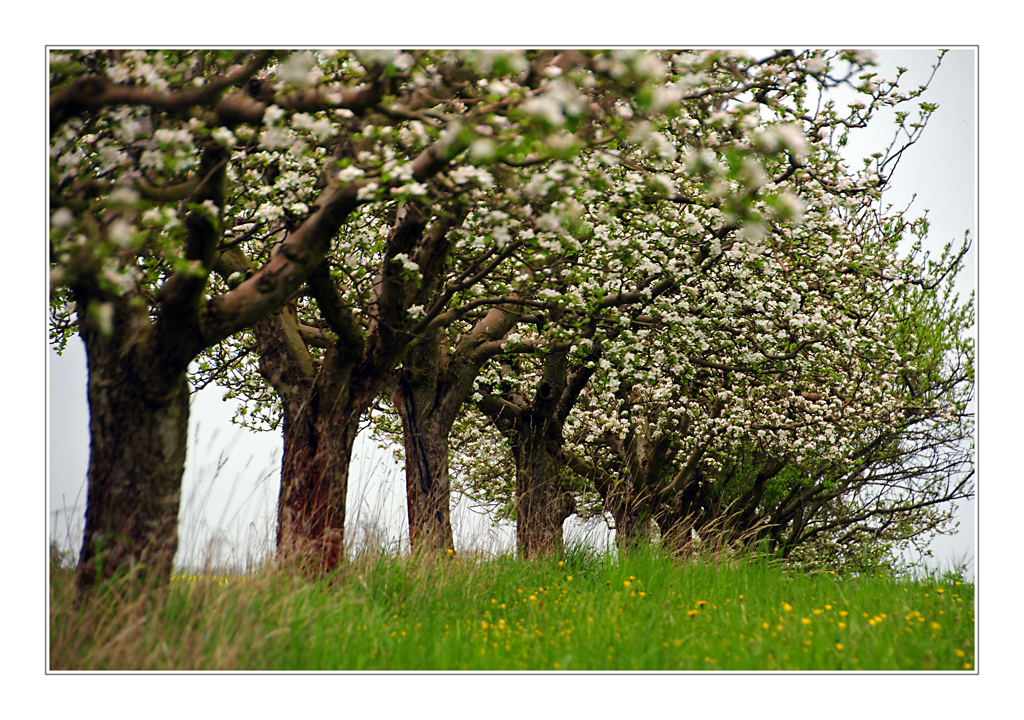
(49, 544), (974, 671)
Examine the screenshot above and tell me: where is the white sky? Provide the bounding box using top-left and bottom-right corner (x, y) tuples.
(47, 48), (977, 576)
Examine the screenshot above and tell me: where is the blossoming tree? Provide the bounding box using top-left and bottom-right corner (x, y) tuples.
(450, 49), (973, 563)
(52, 49), (723, 583)
(201, 48), (893, 560)
(51, 48), (973, 581)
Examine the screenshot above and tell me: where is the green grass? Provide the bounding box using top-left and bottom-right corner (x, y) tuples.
(49, 544), (975, 671)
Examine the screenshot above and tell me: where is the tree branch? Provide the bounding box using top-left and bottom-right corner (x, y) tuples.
(50, 51), (274, 136)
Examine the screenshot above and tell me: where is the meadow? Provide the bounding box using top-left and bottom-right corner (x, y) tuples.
(48, 542), (974, 672)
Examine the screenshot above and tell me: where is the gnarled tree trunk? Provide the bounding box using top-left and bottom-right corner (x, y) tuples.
(511, 418), (576, 558)
(479, 342), (600, 559)
(251, 307), (361, 573)
(394, 370), (455, 553)
(75, 325), (189, 590)
(394, 306), (523, 554)
(275, 365), (359, 572)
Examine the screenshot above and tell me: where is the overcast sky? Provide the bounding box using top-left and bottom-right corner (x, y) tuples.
(47, 48), (977, 577)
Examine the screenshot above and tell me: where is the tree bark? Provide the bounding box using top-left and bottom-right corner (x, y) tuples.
(75, 324), (188, 591)
(394, 364), (455, 554)
(250, 306), (362, 573)
(512, 419), (576, 558)
(395, 385), (456, 553)
(479, 344), (596, 559)
(393, 307), (523, 553)
(275, 361), (359, 573)
(610, 493), (657, 555)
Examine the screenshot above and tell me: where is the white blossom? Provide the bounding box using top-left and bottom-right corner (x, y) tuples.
(255, 202), (284, 221)
(263, 105), (286, 126)
(774, 123), (809, 162)
(279, 52), (318, 87)
(470, 138), (496, 163)
(200, 199), (220, 218)
(109, 186), (139, 205)
(337, 166), (365, 183)
(212, 126), (236, 147)
(524, 96), (564, 126)
(356, 182), (379, 201)
(51, 207), (74, 228)
(392, 253), (420, 272)
(107, 219), (134, 248)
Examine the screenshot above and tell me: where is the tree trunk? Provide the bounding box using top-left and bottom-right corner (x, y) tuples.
(75, 331), (188, 591)
(276, 381), (358, 573)
(656, 469), (713, 556)
(611, 496), (657, 555)
(512, 419), (575, 558)
(392, 308), (522, 554)
(394, 370), (455, 553)
(250, 306), (360, 574)
(479, 344), (602, 559)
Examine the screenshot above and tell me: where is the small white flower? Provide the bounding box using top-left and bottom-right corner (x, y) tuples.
(200, 199), (220, 218)
(139, 149), (165, 170)
(450, 166), (477, 185)
(407, 304), (425, 318)
(774, 124), (808, 161)
(291, 112), (315, 130)
(356, 182), (379, 201)
(650, 85), (683, 113)
(107, 219), (134, 248)
(523, 97), (565, 126)
(255, 202), (284, 221)
(536, 213), (561, 232)
(847, 49), (878, 65)
(109, 186), (140, 205)
(212, 126), (236, 147)
(470, 138), (496, 163)
(401, 182), (429, 196)
(259, 126), (291, 150)
(337, 166), (365, 183)
(263, 105), (286, 126)
(651, 173), (677, 197)
(487, 80), (510, 97)
(51, 207), (74, 228)
(309, 118), (336, 141)
(804, 57), (827, 74)
(778, 191), (805, 222)
(393, 253), (420, 272)
(390, 163), (415, 182)
(279, 52), (318, 87)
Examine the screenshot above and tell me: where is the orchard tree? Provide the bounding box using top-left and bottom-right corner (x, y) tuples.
(49, 48), (680, 586)
(180, 49), (702, 565)
(453, 49), (973, 562)
(768, 237), (974, 571)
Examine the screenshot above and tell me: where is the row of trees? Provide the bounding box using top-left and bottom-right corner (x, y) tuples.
(49, 49), (973, 590)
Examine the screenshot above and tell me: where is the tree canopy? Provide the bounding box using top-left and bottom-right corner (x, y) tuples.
(49, 49), (973, 585)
